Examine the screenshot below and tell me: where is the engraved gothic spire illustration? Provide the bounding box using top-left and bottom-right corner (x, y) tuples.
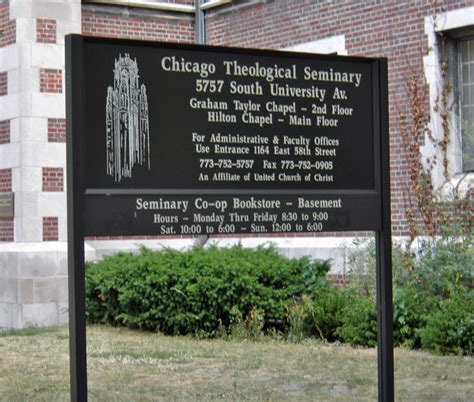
(106, 53), (150, 182)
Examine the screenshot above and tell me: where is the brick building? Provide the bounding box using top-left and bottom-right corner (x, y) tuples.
(0, 0), (473, 328)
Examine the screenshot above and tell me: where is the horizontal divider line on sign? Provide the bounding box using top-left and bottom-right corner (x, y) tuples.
(85, 188), (380, 196)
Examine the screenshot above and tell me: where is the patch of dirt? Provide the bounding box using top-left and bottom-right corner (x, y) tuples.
(321, 380), (353, 396)
(439, 394), (470, 402)
(277, 382), (304, 393)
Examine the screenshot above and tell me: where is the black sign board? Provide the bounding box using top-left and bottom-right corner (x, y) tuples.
(77, 35), (386, 236)
(66, 35), (393, 401)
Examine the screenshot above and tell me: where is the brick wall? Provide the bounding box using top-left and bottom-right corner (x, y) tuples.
(0, 1), (15, 48)
(47, 118), (66, 143)
(205, 0), (472, 236)
(0, 168), (12, 193)
(40, 68), (63, 93)
(36, 19), (56, 44)
(78, 0), (473, 239)
(0, 71), (6, 96)
(42, 167), (64, 192)
(0, 119), (9, 145)
(81, 4), (194, 43)
(0, 217), (13, 241)
(326, 274), (350, 289)
(43, 216), (58, 241)
(80, 5), (195, 243)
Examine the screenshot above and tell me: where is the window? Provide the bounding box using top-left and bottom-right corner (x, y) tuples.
(459, 38), (474, 172)
(423, 8), (474, 188)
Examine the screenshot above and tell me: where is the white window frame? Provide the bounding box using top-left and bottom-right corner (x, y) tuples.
(284, 35), (347, 56)
(82, 0), (232, 13)
(81, 0), (195, 13)
(423, 7), (474, 195)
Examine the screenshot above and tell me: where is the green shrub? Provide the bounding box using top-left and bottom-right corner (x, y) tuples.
(283, 285), (350, 343)
(85, 245), (329, 337)
(419, 293), (474, 355)
(346, 238), (376, 298)
(244, 306), (266, 339)
(285, 297), (309, 343)
(305, 284), (349, 342)
(217, 306), (267, 340)
(392, 288), (436, 348)
(395, 242), (473, 298)
(346, 238), (474, 354)
(335, 294), (377, 347)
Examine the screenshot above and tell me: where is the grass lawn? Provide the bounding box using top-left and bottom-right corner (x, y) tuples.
(0, 325), (472, 401)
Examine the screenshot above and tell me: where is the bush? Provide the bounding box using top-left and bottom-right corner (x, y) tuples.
(346, 238), (376, 298)
(396, 242), (474, 299)
(305, 284), (349, 342)
(85, 245), (330, 337)
(347, 239), (473, 354)
(285, 297), (309, 343)
(283, 285), (350, 343)
(335, 294), (377, 347)
(392, 288), (435, 348)
(419, 293), (474, 355)
(85, 240), (473, 355)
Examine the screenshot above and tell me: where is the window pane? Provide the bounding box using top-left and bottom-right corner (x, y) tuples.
(462, 64), (469, 85)
(462, 106), (474, 171)
(462, 84), (470, 105)
(461, 41), (469, 63)
(460, 39), (474, 172)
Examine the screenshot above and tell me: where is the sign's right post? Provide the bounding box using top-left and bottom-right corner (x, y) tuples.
(375, 58), (394, 402)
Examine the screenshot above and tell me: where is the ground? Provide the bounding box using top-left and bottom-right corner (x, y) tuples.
(0, 325), (473, 401)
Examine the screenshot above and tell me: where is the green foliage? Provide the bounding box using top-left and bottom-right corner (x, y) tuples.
(346, 238), (474, 354)
(302, 259), (331, 289)
(285, 297), (309, 343)
(305, 284), (349, 342)
(347, 238), (377, 297)
(86, 239), (474, 355)
(335, 294), (377, 347)
(217, 306), (267, 340)
(284, 285), (350, 344)
(392, 288), (433, 348)
(398, 241), (473, 298)
(393, 242), (473, 352)
(85, 245), (329, 337)
(244, 307), (266, 339)
(419, 293), (474, 355)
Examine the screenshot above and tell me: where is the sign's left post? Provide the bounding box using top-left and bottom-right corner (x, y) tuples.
(66, 34), (88, 402)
